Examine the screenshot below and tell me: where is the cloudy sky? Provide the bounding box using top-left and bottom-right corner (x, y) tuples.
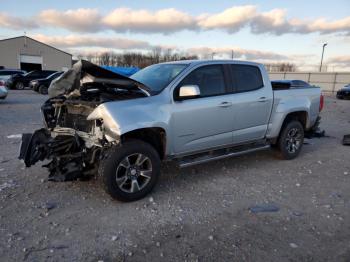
(1, 0), (350, 70)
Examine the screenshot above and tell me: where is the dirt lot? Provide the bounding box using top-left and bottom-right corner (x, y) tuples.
(0, 90), (349, 262)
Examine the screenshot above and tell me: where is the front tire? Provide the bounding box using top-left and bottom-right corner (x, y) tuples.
(100, 140), (161, 202)
(276, 120), (304, 160)
(39, 85), (48, 95)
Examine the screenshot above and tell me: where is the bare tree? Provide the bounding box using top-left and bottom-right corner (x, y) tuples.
(264, 62), (297, 72)
(99, 52), (112, 66)
(74, 50), (199, 68)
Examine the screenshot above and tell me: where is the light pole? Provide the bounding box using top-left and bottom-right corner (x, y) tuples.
(211, 52), (216, 60)
(319, 43), (327, 72)
(231, 50), (234, 59)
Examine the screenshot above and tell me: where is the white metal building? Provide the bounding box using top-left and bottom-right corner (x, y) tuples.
(0, 36), (72, 71)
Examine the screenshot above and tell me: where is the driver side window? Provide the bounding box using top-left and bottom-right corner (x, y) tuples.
(177, 65), (226, 98)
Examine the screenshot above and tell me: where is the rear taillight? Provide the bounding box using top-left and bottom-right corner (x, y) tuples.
(0, 80), (4, 87)
(319, 94), (324, 112)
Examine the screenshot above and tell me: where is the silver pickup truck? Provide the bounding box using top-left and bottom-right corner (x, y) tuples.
(19, 60), (323, 201)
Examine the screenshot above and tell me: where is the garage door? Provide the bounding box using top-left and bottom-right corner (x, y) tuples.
(20, 55), (43, 71)
(20, 55), (43, 64)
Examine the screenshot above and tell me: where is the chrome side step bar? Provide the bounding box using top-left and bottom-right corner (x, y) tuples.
(178, 144), (270, 168)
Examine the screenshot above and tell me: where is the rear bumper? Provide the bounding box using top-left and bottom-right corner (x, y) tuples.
(0, 87), (8, 98)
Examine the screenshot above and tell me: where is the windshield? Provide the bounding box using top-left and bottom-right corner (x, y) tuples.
(23, 71), (35, 77)
(47, 72), (62, 79)
(130, 63), (188, 93)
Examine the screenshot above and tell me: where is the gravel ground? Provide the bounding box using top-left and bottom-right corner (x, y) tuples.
(0, 90), (349, 262)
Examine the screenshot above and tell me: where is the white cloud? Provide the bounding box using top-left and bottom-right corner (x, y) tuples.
(250, 9), (292, 35)
(197, 5), (256, 33)
(38, 8), (102, 32)
(1, 6), (349, 36)
(0, 13), (37, 30)
(31, 34), (151, 50)
(102, 8), (196, 33)
(187, 46), (288, 61)
(299, 17), (350, 34)
(327, 55), (350, 66)
(29, 33), (289, 62)
(201, 7), (350, 35)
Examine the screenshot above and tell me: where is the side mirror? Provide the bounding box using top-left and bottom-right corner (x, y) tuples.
(178, 85), (200, 100)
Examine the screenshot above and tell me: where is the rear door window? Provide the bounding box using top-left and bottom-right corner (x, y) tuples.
(179, 65), (227, 97)
(230, 65), (263, 92)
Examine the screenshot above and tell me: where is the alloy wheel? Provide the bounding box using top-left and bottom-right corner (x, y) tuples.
(285, 128), (302, 154)
(115, 153), (152, 193)
(16, 82), (24, 90)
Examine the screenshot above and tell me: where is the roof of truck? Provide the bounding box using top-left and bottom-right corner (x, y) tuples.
(161, 59), (262, 67)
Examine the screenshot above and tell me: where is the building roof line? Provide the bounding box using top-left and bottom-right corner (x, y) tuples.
(0, 35), (72, 57)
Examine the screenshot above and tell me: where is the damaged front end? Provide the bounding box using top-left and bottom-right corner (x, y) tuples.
(19, 60), (147, 181)
(19, 128), (95, 181)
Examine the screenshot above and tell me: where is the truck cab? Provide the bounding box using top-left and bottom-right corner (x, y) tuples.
(166, 61), (273, 154)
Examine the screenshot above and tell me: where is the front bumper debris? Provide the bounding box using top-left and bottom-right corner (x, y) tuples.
(19, 128), (100, 182)
(19, 129), (50, 167)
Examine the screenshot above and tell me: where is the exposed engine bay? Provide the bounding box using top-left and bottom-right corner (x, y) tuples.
(19, 60), (148, 181)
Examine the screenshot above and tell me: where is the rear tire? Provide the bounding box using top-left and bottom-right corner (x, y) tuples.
(15, 82), (24, 90)
(276, 120), (304, 160)
(100, 140), (161, 202)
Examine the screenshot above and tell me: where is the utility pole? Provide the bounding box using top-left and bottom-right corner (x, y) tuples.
(231, 50), (234, 59)
(211, 52), (216, 60)
(24, 31), (27, 47)
(319, 43), (327, 72)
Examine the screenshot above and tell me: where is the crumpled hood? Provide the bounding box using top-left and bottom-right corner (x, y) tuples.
(48, 60), (144, 98)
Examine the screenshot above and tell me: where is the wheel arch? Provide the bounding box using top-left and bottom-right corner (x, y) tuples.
(271, 111), (308, 144)
(120, 127), (167, 159)
(282, 111), (308, 130)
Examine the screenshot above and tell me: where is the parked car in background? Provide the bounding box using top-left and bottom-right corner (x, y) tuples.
(20, 60), (323, 201)
(7, 70), (57, 90)
(30, 71), (64, 94)
(336, 84), (350, 99)
(0, 79), (8, 99)
(0, 69), (26, 81)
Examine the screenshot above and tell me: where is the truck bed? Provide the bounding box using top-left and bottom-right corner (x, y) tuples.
(266, 86), (322, 138)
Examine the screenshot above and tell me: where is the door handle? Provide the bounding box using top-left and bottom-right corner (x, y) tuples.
(258, 97), (267, 102)
(218, 101), (232, 107)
